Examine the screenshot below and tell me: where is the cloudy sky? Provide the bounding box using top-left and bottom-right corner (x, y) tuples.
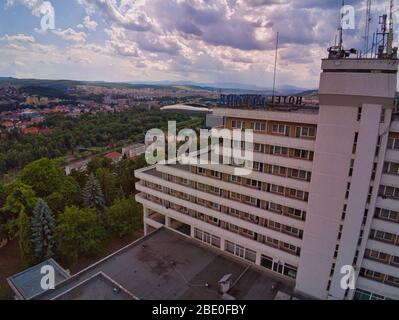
(0, 0), (397, 88)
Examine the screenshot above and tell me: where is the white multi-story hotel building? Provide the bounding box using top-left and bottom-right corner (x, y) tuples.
(135, 55), (399, 300)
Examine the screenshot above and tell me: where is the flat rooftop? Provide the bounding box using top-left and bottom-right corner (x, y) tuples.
(7, 259), (70, 300)
(53, 273), (137, 300)
(19, 228), (297, 300)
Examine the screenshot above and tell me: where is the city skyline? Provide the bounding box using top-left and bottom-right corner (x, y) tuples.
(1, 0), (397, 88)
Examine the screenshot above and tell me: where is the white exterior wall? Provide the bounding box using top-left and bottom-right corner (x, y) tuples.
(295, 105), (358, 299)
(329, 104), (382, 299)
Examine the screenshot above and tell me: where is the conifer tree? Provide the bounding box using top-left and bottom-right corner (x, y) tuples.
(82, 173), (105, 211)
(31, 199), (56, 259)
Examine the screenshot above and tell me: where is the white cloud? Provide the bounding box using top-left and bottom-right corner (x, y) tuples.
(82, 15), (98, 31)
(5, 0), (46, 16)
(0, 33), (35, 43)
(53, 28), (87, 42)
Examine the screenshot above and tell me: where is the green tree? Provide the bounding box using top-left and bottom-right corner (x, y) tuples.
(2, 181), (37, 215)
(1, 181), (37, 241)
(31, 199), (56, 260)
(57, 206), (106, 262)
(18, 210), (35, 266)
(116, 156), (147, 196)
(46, 176), (81, 213)
(95, 168), (119, 206)
(70, 169), (88, 188)
(82, 174), (105, 211)
(87, 157), (113, 174)
(105, 197), (143, 238)
(19, 158), (64, 198)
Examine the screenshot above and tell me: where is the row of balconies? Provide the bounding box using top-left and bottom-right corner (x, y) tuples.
(139, 191), (302, 257)
(160, 172), (307, 220)
(141, 180), (304, 240)
(374, 207), (399, 225)
(364, 249), (399, 269)
(369, 229), (399, 247)
(225, 118), (317, 141)
(359, 268), (399, 289)
(221, 140), (315, 162)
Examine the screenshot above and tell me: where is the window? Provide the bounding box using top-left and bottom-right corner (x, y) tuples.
(392, 256), (399, 266)
(246, 179), (261, 189)
(386, 276), (399, 286)
(291, 169), (310, 181)
(357, 107), (362, 121)
(284, 226), (301, 237)
(287, 207), (306, 220)
(289, 189), (305, 200)
(230, 175), (241, 183)
(261, 255), (273, 270)
(197, 183), (206, 191)
(380, 185), (399, 200)
(371, 229), (395, 243)
(375, 208), (399, 223)
(296, 126), (316, 138)
(232, 120), (244, 129)
(283, 264), (298, 279)
(269, 202), (282, 213)
(384, 162), (399, 175)
(252, 122), (266, 131)
(272, 123), (288, 135)
(268, 220), (281, 231)
(242, 228), (254, 237)
(210, 186), (221, 195)
(254, 143), (262, 152)
(271, 165), (287, 176)
(210, 202), (220, 210)
(225, 241), (235, 254)
(387, 137), (399, 150)
(231, 192), (241, 200)
(245, 195), (257, 205)
(282, 243), (297, 253)
(198, 167), (206, 175)
(265, 236), (279, 247)
(271, 184), (284, 195)
(293, 149), (313, 160)
(272, 146), (288, 156)
(253, 161), (264, 172)
(245, 249), (256, 263)
(366, 249), (389, 262)
(211, 170), (222, 179)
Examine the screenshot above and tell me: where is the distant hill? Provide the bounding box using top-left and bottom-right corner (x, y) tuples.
(129, 80), (309, 95)
(0, 77), (312, 95)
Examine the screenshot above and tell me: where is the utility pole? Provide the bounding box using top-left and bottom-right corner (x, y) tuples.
(272, 32), (279, 101)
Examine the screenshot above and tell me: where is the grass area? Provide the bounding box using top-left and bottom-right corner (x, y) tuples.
(0, 229), (144, 300)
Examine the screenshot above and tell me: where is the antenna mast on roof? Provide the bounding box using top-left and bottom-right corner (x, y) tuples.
(387, 0), (395, 56)
(338, 0), (345, 50)
(272, 31), (279, 100)
(375, 0), (397, 58)
(363, 0), (372, 56)
(328, 1), (357, 58)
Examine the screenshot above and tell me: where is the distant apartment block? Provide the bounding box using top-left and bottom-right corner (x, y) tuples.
(135, 57), (399, 300)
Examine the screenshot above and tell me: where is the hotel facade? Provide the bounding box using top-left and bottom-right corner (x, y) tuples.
(135, 57), (399, 300)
